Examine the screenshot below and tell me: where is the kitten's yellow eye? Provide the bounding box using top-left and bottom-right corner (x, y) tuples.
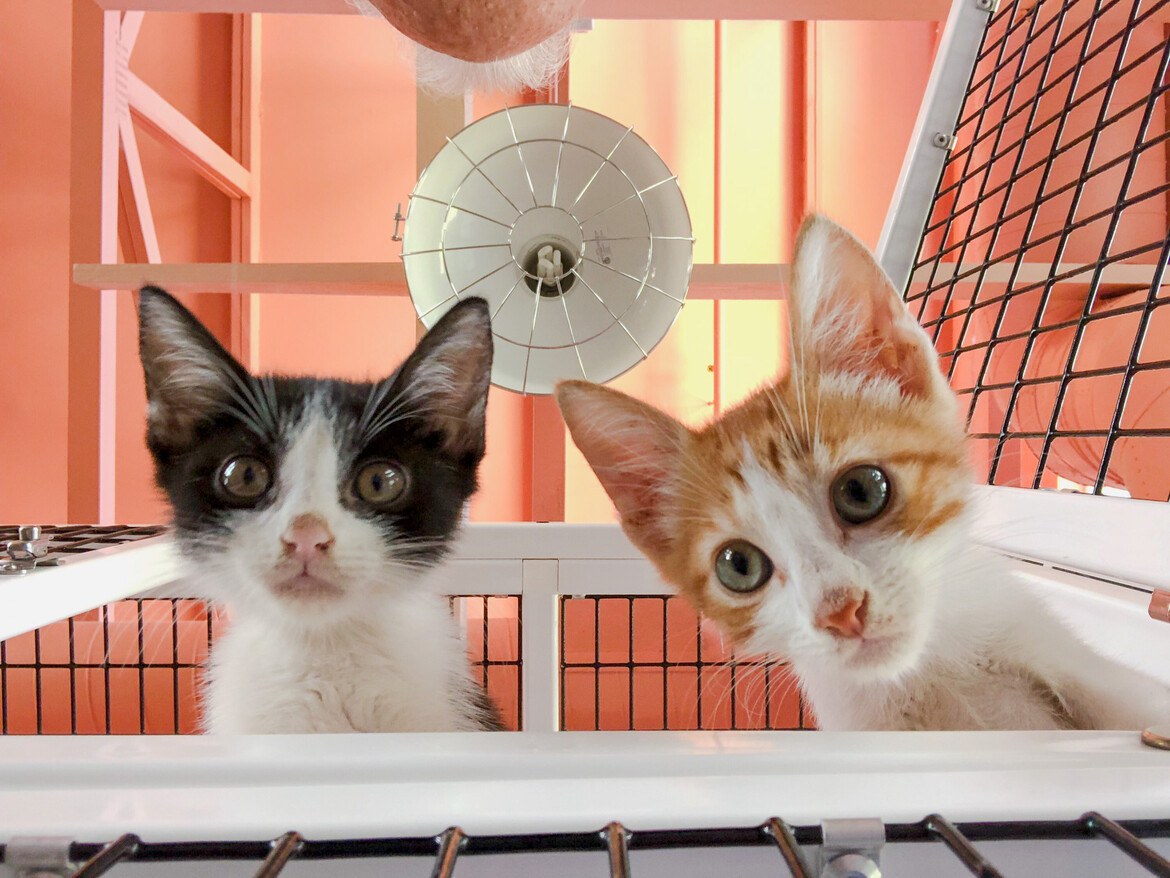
(218, 456), (271, 502)
(832, 464), (891, 525)
(355, 461), (408, 507)
(714, 540), (774, 594)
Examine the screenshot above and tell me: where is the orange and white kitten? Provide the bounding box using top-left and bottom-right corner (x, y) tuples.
(557, 215), (1170, 731)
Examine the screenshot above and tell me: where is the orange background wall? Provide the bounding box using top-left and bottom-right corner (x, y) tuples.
(0, 7), (937, 526)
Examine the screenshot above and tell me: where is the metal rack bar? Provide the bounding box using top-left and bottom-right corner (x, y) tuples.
(1083, 812), (1170, 877)
(603, 822), (631, 878)
(763, 817), (811, 877)
(71, 833), (141, 878)
(252, 832), (303, 878)
(923, 814), (1003, 877)
(431, 827), (466, 878)
(22, 818), (1170, 867)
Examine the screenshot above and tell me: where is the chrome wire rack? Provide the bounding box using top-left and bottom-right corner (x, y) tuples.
(13, 814), (1170, 878)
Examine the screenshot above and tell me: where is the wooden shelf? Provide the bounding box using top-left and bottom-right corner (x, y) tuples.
(73, 262), (409, 296)
(73, 262), (790, 300)
(74, 260), (1167, 300)
(908, 262), (1168, 289)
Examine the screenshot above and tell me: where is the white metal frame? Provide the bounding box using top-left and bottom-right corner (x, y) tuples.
(877, 0), (992, 293)
(4, 517), (1168, 734)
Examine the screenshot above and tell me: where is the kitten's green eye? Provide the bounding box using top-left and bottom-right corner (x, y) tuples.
(714, 540), (774, 594)
(218, 456), (271, 502)
(354, 461), (408, 508)
(832, 464), (891, 525)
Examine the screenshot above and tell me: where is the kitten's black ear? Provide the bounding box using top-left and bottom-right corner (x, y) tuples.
(137, 286), (251, 447)
(556, 380), (689, 559)
(789, 214), (947, 401)
(391, 297), (494, 462)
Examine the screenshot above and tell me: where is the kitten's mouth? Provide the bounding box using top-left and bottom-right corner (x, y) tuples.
(270, 567), (344, 600)
(844, 634), (899, 665)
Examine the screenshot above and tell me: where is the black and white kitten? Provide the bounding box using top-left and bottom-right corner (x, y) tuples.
(138, 288), (500, 733)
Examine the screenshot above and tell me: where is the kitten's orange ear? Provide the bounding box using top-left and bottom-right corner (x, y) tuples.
(555, 381), (689, 558)
(788, 214), (943, 400)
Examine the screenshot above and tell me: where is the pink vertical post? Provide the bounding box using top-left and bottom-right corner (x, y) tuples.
(231, 13), (262, 370)
(713, 20), (724, 415)
(69, 1), (120, 523)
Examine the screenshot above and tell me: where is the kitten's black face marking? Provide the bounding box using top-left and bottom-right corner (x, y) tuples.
(217, 456), (272, 505)
(137, 287), (494, 588)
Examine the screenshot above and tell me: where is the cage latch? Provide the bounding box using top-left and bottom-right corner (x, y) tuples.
(819, 818), (883, 878)
(0, 526), (49, 576)
(3, 836), (75, 877)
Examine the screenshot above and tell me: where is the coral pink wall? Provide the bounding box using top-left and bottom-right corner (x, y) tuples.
(0, 9), (937, 527)
(0, 1), (73, 523)
(564, 19), (937, 522)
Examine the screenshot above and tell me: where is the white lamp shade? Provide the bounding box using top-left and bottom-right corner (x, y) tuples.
(403, 103), (694, 395)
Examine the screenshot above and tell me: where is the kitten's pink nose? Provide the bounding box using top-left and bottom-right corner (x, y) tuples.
(281, 514), (335, 564)
(816, 592), (869, 639)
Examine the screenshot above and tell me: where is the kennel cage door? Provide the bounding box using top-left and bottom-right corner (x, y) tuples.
(402, 103), (694, 395)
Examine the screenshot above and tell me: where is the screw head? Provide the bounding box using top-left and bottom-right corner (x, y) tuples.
(823, 853), (881, 878)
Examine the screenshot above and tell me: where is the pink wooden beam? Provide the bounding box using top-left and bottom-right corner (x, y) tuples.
(117, 115), (162, 263)
(127, 70), (252, 199)
(73, 262), (411, 295)
(230, 13), (261, 370)
(93, 0), (952, 19)
(70, 1), (121, 524)
(119, 11), (145, 56)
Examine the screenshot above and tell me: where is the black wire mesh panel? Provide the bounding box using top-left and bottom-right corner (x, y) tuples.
(450, 595), (522, 731)
(560, 596), (811, 731)
(907, 0), (1170, 498)
(0, 596), (521, 734)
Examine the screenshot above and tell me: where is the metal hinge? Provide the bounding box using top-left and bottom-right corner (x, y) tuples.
(0, 527), (49, 576)
(3, 836), (75, 877)
(819, 819), (884, 878)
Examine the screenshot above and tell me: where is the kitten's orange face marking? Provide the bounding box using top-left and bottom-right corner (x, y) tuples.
(654, 366), (969, 660)
(558, 215), (973, 682)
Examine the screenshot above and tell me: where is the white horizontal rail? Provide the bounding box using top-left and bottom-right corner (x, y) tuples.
(0, 728), (1166, 843)
(971, 485), (1170, 592)
(0, 537), (176, 643)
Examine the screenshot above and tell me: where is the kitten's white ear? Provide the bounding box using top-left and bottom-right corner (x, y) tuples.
(137, 286), (251, 446)
(556, 381), (689, 558)
(789, 215), (943, 400)
(391, 297), (494, 462)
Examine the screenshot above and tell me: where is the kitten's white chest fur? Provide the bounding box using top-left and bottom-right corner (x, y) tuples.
(206, 594), (483, 734)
